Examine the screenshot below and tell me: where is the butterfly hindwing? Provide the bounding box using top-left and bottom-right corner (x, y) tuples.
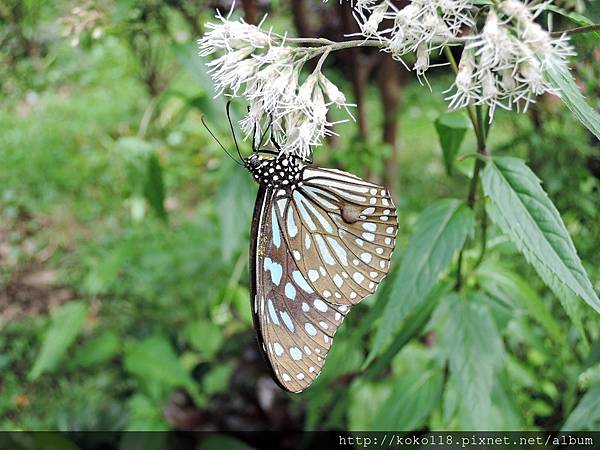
(277, 167), (398, 306)
(250, 186), (349, 393)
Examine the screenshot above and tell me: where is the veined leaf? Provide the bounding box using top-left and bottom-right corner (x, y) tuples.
(583, 337), (600, 371)
(477, 261), (563, 342)
(373, 367), (443, 431)
(562, 383), (600, 431)
(29, 301), (88, 380)
(364, 282), (447, 373)
(545, 60), (600, 141)
(348, 381), (391, 431)
(366, 199), (475, 365)
(434, 111), (470, 175)
(438, 293), (505, 430)
(482, 157), (600, 325)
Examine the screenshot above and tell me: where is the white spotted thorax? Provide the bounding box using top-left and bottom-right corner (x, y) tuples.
(245, 153), (304, 190)
(248, 151), (399, 393)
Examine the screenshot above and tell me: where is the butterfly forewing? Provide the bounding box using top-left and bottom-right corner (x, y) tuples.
(250, 186), (349, 393)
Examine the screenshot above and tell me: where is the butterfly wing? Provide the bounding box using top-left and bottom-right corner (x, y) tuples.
(275, 167), (398, 306)
(250, 185), (350, 393)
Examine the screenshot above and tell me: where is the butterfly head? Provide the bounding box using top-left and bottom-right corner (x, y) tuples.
(245, 153), (303, 189)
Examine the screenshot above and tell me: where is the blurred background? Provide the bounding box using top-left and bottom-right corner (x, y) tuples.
(1, 0), (600, 442)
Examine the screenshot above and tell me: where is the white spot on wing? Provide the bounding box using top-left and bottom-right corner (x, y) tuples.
(305, 323), (317, 336)
(271, 207), (281, 248)
(362, 232), (375, 242)
(290, 347), (302, 361)
(353, 272), (365, 284)
(293, 271), (313, 293)
(268, 299), (279, 325)
(315, 235), (336, 265)
(274, 342), (284, 356)
(285, 283), (296, 300)
(314, 299), (328, 312)
(281, 311), (294, 331)
(286, 207), (298, 238)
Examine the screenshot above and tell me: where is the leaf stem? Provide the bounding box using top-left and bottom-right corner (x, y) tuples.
(446, 42), (490, 290)
(550, 23), (600, 37)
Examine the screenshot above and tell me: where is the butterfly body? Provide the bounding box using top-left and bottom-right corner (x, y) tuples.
(246, 151), (398, 393)
(246, 153), (303, 190)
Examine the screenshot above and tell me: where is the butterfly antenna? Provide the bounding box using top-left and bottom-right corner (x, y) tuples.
(226, 101), (244, 162)
(201, 115), (243, 166)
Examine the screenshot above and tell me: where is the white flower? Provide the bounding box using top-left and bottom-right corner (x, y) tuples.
(200, 12), (353, 159)
(198, 9), (271, 56)
(444, 2), (574, 120)
(357, 2), (389, 36)
(446, 50), (477, 109)
(319, 74), (347, 105)
(354, 0), (473, 75)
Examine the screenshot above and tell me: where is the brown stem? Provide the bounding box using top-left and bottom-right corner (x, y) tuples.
(377, 55), (404, 189)
(337, 2), (371, 143)
(241, 0), (259, 25)
(550, 23), (600, 37)
(291, 0), (314, 38)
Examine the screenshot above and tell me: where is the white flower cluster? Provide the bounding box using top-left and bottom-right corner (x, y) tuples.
(350, 0), (474, 75)
(199, 10), (351, 159)
(200, 1), (576, 155)
(446, 1), (574, 120)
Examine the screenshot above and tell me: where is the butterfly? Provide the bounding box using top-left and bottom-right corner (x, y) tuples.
(205, 106), (398, 392)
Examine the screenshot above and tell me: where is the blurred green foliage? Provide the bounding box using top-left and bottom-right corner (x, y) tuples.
(1, 0), (600, 442)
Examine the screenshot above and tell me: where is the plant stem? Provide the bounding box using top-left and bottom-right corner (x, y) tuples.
(550, 23), (600, 37)
(474, 208), (488, 268)
(443, 47), (490, 290)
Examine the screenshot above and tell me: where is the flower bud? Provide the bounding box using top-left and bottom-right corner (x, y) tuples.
(319, 74), (347, 105)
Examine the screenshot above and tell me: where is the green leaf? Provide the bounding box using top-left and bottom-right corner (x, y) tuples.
(482, 157), (600, 325)
(203, 364), (233, 396)
(183, 319), (223, 359)
(124, 394), (169, 432)
(70, 330), (120, 368)
(367, 199), (475, 365)
(348, 382), (392, 431)
(29, 301), (88, 380)
(364, 282), (446, 374)
(545, 60), (600, 141)
(217, 160), (256, 262)
(477, 261), (563, 342)
(562, 383), (600, 431)
(438, 293), (505, 430)
(143, 154), (167, 221)
(124, 335), (194, 390)
(373, 367), (443, 431)
(434, 111), (470, 175)
(83, 247), (126, 295)
(583, 337), (600, 371)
